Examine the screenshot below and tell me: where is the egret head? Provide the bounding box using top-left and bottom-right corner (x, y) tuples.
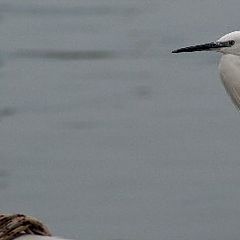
(172, 31), (240, 56)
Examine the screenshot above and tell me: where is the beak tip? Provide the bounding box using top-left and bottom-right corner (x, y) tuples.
(172, 50), (178, 53)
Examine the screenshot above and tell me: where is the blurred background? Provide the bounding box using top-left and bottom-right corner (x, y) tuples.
(1, 1), (240, 240)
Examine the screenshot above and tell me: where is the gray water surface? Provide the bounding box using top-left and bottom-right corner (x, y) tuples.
(0, 1), (240, 240)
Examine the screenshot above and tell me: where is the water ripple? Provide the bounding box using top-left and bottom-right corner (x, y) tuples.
(0, 4), (140, 17)
(13, 49), (118, 61)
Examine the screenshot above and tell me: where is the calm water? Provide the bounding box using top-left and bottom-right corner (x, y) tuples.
(1, 1), (240, 240)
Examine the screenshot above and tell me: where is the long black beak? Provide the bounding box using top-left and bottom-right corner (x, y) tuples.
(172, 41), (232, 53)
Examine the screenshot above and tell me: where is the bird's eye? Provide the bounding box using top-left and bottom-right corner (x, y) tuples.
(228, 40), (235, 46)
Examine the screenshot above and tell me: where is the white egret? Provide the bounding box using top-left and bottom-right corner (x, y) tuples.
(172, 31), (240, 110)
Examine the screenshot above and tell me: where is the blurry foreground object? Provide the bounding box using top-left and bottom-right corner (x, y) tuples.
(0, 214), (67, 240)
